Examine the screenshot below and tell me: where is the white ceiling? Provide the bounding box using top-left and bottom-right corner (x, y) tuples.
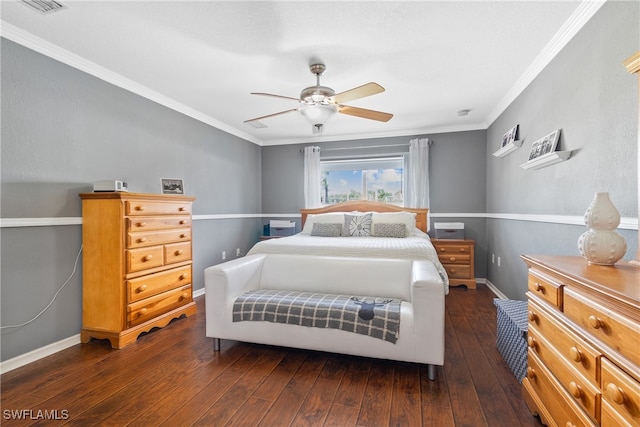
(1, 1), (604, 146)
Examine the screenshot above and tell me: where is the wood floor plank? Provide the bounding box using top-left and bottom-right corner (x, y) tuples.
(0, 285), (543, 427)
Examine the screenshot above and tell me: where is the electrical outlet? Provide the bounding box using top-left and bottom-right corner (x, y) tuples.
(492, 253), (495, 264)
(497, 256), (501, 267)
(222, 251), (226, 260)
(236, 248), (241, 257)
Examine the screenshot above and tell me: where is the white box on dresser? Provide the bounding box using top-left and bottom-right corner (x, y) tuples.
(80, 192), (197, 349)
(521, 255), (640, 427)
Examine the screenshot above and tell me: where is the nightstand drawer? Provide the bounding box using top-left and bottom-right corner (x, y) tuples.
(438, 254), (470, 264)
(442, 264), (471, 279)
(435, 244), (471, 254)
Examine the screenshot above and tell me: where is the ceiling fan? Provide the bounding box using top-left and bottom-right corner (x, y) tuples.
(245, 63), (393, 134)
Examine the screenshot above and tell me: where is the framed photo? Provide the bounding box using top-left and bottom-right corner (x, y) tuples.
(161, 179), (184, 195)
(501, 124), (519, 147)
(527, 129), (560, 161)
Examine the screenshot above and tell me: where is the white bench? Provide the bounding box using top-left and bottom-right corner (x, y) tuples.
(204, 253), (447, 379)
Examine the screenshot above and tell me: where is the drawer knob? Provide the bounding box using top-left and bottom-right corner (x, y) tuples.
(449, 256), (456, 262)
(174, 249), (184, 256)
(137, 237), (147, 243)
(459, 248), (465, 252)
(565, 423), (576, 427)
(137, 285), (147, 293)
(178, 207), (185, 211)
(136, 222), (147, 228)
(135, 205), (144, 211)
(142, 255), (153, 262)
(449, 268), (456, 274)
(527, 311), (538, 322)
(527, 336), (537, 349)
(179, 274), (187, 281)
(180, 233), (187, 239)
(526, 367), (536, 379)
(569, 346), (582, 362)
(180, 293), (188, 301)
(606, 383), (626, 405)
(179, 220), (186, 225)
(139, 308), (148, 316)
(587, 315), (602, 329)
(533, 282), (544, 292)
(568, 381), (582, 399)
(439, 247), (445, 252)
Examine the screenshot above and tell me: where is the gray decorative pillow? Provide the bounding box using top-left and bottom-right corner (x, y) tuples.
(374, 223), (406, 238)
(311, 222), (343, 237)
(343, 213), (372, 237)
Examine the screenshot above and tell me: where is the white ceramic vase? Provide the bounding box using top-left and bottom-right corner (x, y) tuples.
(578, 192), (627, 265)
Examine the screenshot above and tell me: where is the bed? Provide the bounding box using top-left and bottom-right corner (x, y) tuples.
(247, 200), (449, 289)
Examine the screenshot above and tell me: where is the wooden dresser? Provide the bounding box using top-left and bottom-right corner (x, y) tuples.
(80, 192), (197, 348)
(432, 239), (476, 289)
(521, 255), (640, 427)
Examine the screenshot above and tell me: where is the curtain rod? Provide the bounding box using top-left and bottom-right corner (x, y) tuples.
(299, 140), (433, 153)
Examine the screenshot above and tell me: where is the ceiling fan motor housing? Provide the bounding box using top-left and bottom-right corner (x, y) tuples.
(300, 86), (335, 104)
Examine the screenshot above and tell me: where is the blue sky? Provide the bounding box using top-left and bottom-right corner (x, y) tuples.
(324, 168), (403, 195)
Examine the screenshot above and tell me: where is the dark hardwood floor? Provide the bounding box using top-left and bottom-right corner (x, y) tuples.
(1, 283), (542, 426)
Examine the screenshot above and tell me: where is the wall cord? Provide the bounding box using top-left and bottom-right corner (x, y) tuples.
(1, 245), (83, 331)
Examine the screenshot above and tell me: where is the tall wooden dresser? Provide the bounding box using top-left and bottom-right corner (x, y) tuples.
(80, 192), (197, 348)
(521, 255), (640, 427)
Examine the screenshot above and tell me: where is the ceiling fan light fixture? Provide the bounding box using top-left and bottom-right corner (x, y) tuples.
(300, 104), (337, 126)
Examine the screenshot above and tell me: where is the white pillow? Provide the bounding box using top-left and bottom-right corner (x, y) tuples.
(371, 212), (416, 237)
(301, 213), (346, 235)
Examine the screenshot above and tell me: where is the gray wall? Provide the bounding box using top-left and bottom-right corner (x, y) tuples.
(485, 0), (639, 300)
(1, 39), (262, 361)
(260, 130), (489, 277)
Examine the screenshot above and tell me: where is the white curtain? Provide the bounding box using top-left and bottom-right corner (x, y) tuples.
(304, 146), (322, 208)
(408, 138), (430, 208)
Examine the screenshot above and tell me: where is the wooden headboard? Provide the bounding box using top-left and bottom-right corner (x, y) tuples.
(300, 201), (429, 233)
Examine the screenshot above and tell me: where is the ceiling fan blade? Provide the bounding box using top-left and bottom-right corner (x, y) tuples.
(251, 92), (301, 102)
(331, 82), (385, 104)
(244, 108), (299, 124)
(338, 105), (393, 122)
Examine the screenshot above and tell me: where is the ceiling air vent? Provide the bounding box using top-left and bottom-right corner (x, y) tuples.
(20, 0), (67, 15)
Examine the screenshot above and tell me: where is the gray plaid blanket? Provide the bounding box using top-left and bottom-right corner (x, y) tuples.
(233, 289), (401, 343)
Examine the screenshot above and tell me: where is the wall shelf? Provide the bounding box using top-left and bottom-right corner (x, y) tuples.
(520, 151), (572, 170)
(493, 140), (523, 157)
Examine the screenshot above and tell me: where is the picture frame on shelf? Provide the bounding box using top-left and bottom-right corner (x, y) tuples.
(502, 124), (519, 147)
(528, 129), (560, 160)
(161, 178), (185, 195)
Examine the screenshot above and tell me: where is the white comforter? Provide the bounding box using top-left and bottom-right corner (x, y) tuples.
(247, 230), (449, 288)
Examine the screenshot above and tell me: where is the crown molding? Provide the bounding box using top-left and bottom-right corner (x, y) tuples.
(0, 21), (263, 146)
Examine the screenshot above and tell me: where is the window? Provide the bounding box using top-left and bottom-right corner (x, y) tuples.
(320, 157), (404, 205)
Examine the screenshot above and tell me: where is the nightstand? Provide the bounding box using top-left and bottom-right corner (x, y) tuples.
(432, 239), (476, 289)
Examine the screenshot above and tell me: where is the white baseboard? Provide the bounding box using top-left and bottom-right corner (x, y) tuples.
(0, 334), (81, 374)
(193, 287), (205, 298)
(480, 278), (509, 300)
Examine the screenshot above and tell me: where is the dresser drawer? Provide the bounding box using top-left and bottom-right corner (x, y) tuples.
(527, 327), (601, 419)
(127, 216), (191, 232)
(127, 246), (165, 273)
(601, 357), (640, 426)
(524, 351), (598, 427)
(125, 200), (191, 216)
(128, 284), (192, 327)
(527, 299), (599, 383)
(127, 265), (191, 303)
(164, 242), (191, 265)
(564, 288), (640, 366)
(528, 270), (563, 309)
(442, 264), (471, 279)
(127, 229), (191, 249)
